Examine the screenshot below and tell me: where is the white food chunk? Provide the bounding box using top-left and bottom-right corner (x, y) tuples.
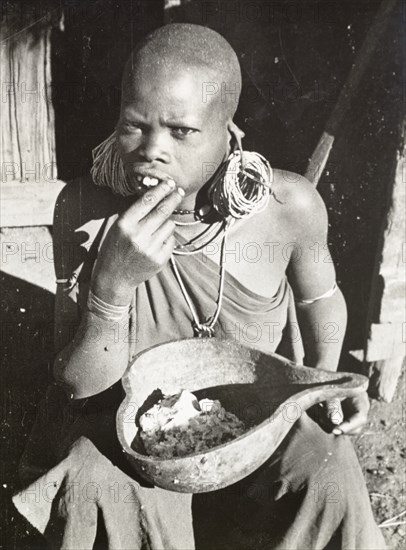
(139, 390), (200, 433)
(143, 176), (159, 187)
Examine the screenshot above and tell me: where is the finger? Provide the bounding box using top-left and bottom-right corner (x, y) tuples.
(155, 234), (176, 263)
(141, 187), (185, 231)
(150, 219), (176, 248)
(325, 399), (344, 425)
(333, 426), (363, 436)
(332, 411), (366, 435)
(122, 179), (177, 222)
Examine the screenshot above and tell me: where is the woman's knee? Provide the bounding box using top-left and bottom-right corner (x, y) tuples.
(275, 413), (358, 493)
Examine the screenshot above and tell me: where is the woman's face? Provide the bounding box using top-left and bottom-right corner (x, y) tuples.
(116, 65), (230, 203)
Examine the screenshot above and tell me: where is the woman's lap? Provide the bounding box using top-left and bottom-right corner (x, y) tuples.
(13, 385), (386, 550)
(193, 413), (385, 549)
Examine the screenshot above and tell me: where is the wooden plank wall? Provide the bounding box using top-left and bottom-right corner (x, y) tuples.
(366, 130), (406, 401)
(1, 5), (61, 226)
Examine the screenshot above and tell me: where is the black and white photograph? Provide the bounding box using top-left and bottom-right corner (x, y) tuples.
(1, 1), (405, 548)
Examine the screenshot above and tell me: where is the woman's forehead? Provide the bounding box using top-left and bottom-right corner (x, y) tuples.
(120, 24), (241, 120)
(121, 66), (222, 119)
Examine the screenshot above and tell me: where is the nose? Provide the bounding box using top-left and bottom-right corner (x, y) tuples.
(138, 130), (170, 164)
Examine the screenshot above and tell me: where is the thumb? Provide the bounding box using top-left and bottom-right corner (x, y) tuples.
(325, 399), (344, 425)
(333, 410), (365, 436)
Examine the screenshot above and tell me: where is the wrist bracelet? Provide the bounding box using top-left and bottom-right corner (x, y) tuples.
(87, 289), (131, 322)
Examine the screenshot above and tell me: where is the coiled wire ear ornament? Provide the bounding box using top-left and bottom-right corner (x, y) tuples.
(208, 148), (273, 220)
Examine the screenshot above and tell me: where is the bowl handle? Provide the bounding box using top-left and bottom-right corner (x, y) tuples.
(297, 371), (369, 412)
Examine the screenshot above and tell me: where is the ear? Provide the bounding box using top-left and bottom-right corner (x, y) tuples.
(227, 120), (245, 153)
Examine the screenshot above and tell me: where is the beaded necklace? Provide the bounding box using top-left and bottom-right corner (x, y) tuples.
(170, 218), (233, 337)
(173, 219), (226, 255)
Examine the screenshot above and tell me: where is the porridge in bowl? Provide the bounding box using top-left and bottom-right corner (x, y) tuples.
(139, 389), (246, 458)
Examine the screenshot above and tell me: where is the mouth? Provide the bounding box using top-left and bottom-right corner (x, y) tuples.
(130, 170), (172, 188)
(136, 174), (164, 187)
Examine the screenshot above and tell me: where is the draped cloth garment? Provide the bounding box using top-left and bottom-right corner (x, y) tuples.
(13, 217), (386, 550)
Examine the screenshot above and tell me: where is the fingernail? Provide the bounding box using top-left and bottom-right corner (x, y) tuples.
(177, 187), (185, 197)
(332, 428), (343, 436)
(167, 179), (176, 188)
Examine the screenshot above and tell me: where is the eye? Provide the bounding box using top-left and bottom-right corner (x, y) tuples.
(170, 127), (198, 139)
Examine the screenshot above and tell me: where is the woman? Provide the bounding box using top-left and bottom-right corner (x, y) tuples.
(14, 23), (385, 550)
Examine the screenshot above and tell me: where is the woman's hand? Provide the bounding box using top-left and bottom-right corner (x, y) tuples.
(317, 393), (370, 435)
(91, 180), (184, 304)
(331, 392), (370, 435)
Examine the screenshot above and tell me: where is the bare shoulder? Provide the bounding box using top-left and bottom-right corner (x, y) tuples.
(253, 168), (329, 241)
(272, 169), (327, 218)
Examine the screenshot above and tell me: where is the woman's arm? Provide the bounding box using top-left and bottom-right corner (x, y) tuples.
(286, 176), (368, 435)
(54, 306), (131, 399)
(295, 288), (347, 373)
(52, 182), (131, 399)
(52, 177), (183, 399)
(286, 176), (345, 371)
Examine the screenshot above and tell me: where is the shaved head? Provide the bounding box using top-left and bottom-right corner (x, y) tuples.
(121, 23), (242, 119)
(116, 24), (244, 204)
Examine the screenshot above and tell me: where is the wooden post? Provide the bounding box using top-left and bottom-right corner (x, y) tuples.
(304, 0), (398, 186)
(365, 127), (406, 401)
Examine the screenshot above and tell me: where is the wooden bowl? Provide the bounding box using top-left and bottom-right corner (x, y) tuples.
(116, 338), (368, 493)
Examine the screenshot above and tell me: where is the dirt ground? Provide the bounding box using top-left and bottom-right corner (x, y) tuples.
(354, 366), (406, 550)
